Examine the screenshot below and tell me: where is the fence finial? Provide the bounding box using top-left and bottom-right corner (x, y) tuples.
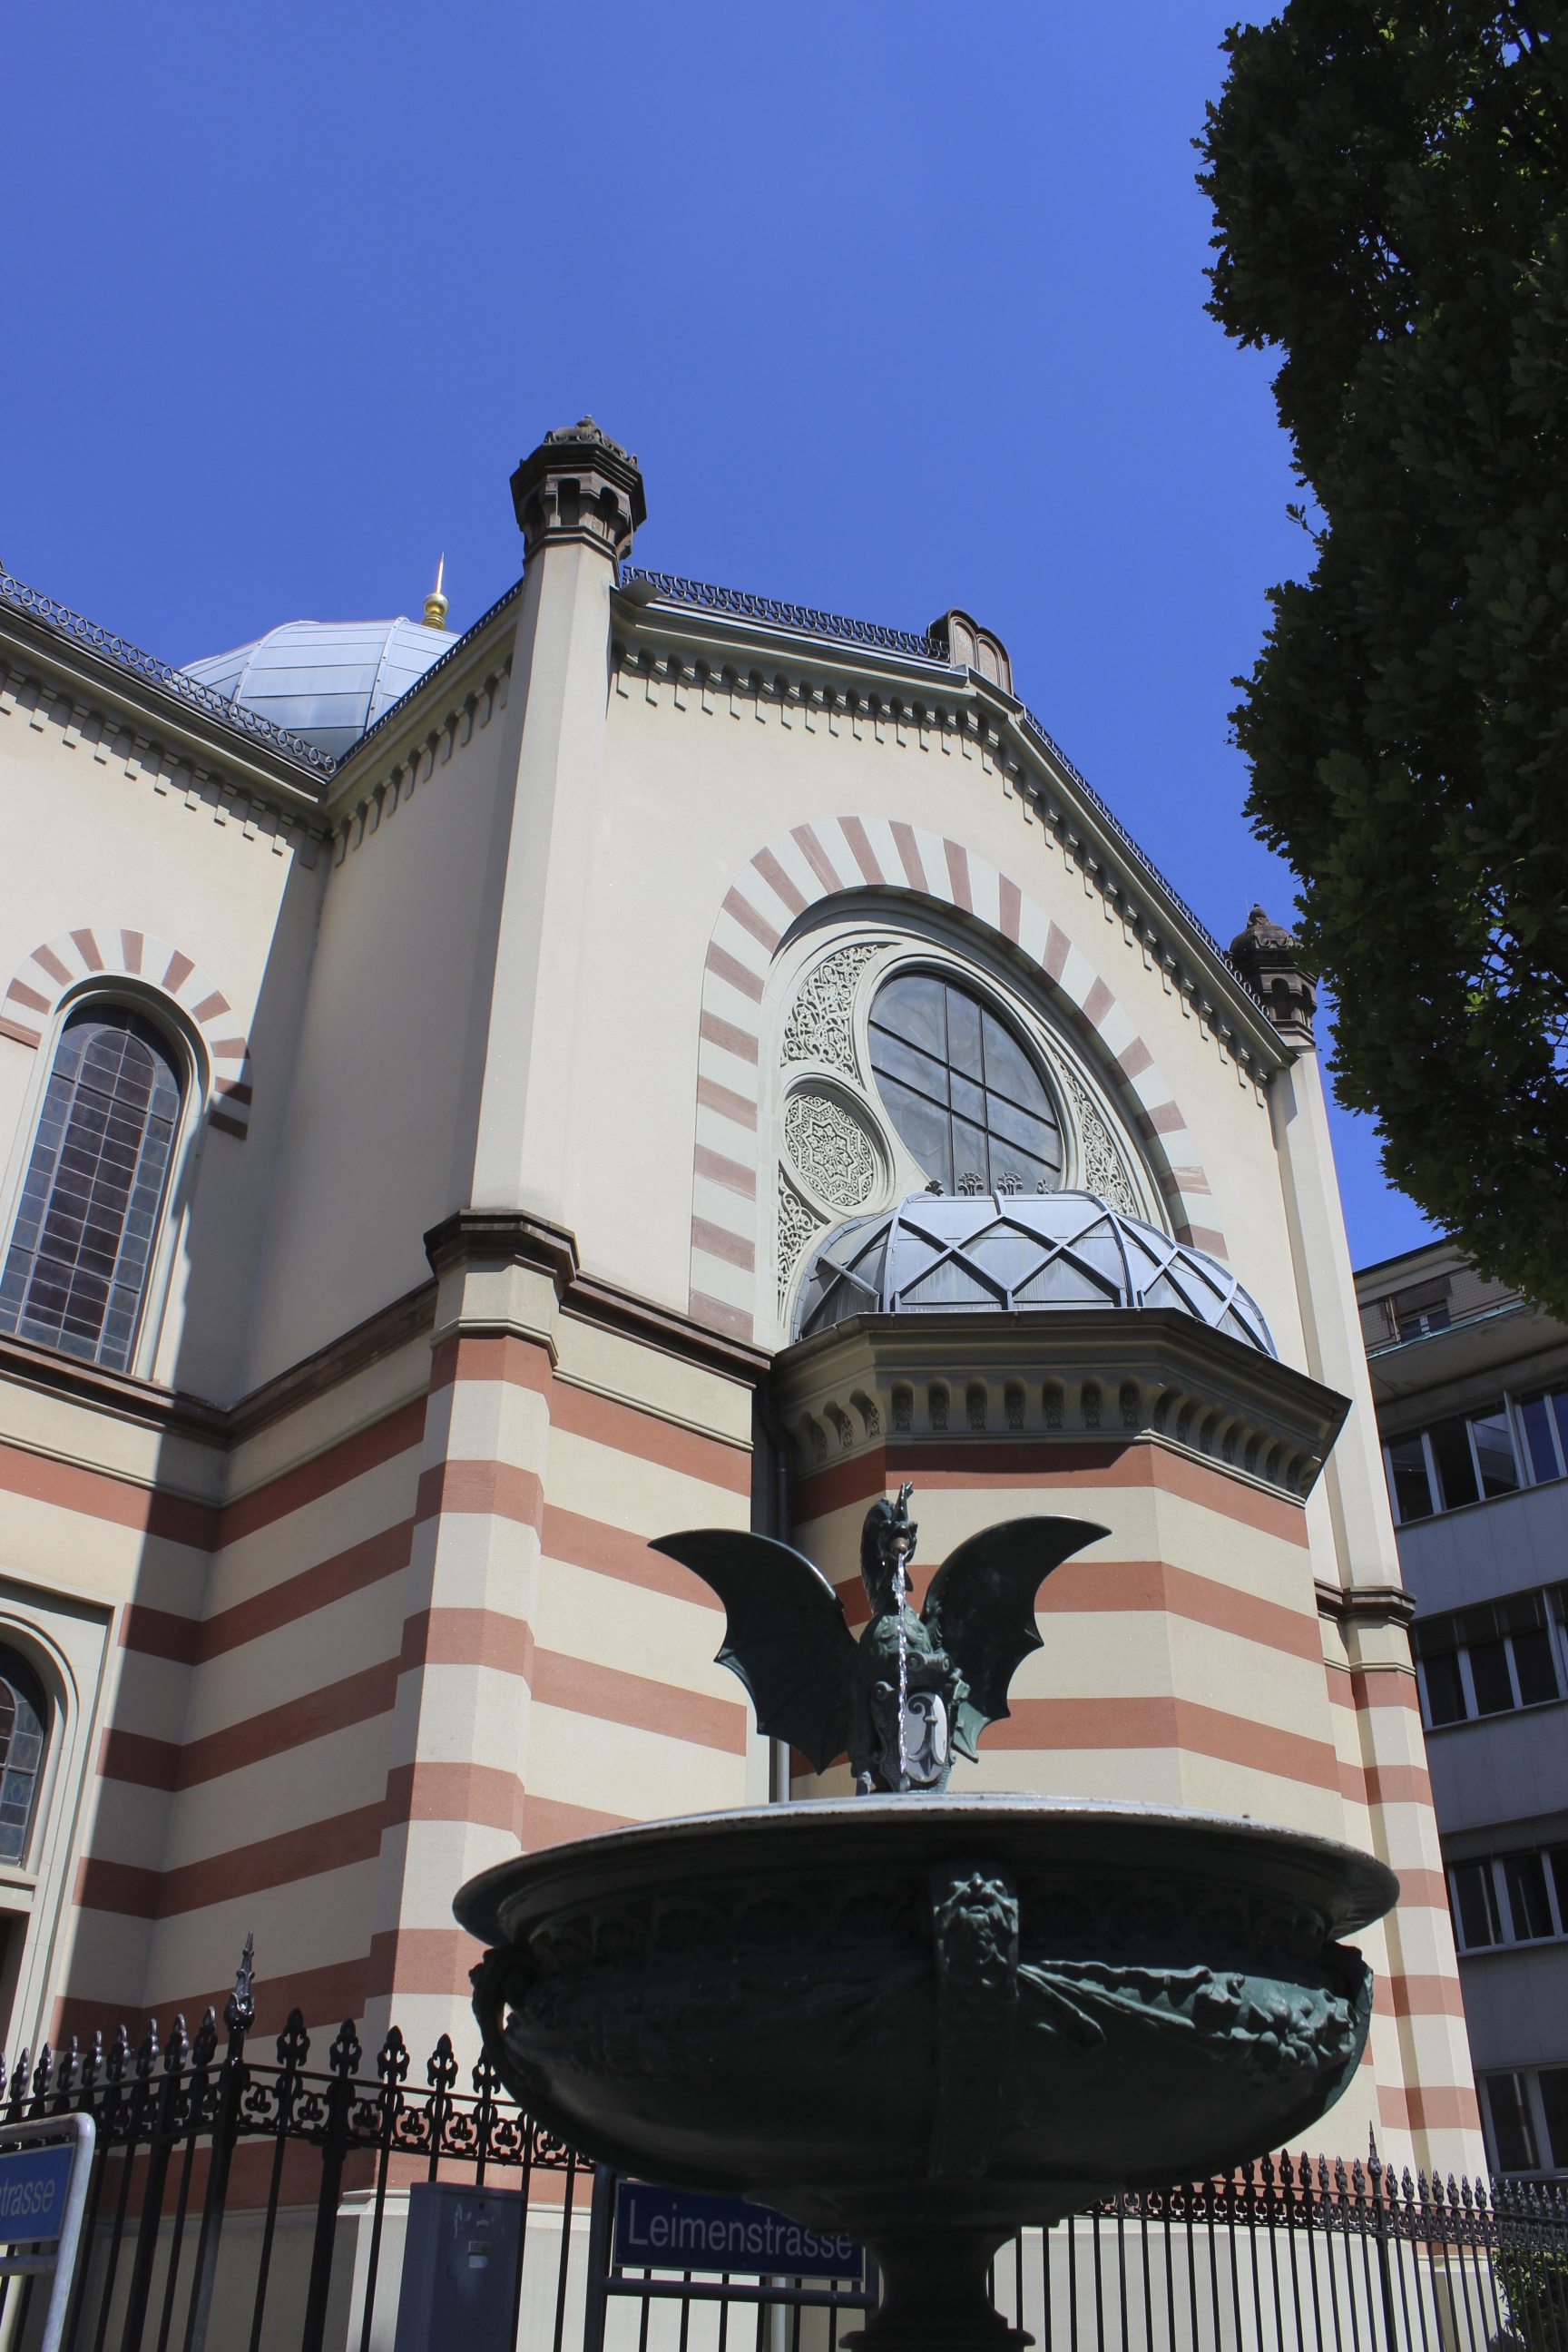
(226, 1931), (256, 2033)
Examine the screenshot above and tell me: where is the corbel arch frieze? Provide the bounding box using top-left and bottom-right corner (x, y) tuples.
(0, 926), (250, 1138)
(688, 815), (1224, 1346)
(769, 1310), (1347, 1506)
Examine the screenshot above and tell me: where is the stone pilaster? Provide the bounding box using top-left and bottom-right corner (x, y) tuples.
(446, 419), (647, 1223)
(361, 1212), (571, 2058)
(1238, 906), (1484, 2179)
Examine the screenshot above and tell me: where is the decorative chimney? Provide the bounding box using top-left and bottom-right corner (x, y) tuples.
(509, 416), (647, 567)
(928, 609), (1012, 696)
(1229, 904), (1317, 1044)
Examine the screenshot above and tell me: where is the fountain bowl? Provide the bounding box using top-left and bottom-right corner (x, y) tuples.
(460, 1797), (1395, 2352)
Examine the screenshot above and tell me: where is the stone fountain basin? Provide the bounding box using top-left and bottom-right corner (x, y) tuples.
(459, 1796), (1395, 2236)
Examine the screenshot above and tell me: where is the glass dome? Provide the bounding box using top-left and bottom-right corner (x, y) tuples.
(182, 616), (456, 760)
(792, 1190), (1275, 1355)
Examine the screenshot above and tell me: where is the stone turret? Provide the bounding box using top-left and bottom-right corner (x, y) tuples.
(509, 415), (647, 566)
(1229, 903), (1317, 1045)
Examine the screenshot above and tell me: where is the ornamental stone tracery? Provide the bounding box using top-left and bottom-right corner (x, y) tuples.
(784, 1089), (879, 1211)
(780, 944), (878, 1076)
(777, 1173), (824, 1311)
(1063, 1067), (1139, 1218)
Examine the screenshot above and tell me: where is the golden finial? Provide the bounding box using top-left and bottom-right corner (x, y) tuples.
(422, 555), (449, 631)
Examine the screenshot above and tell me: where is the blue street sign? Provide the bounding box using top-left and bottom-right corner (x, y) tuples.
(613, 2181), (863, 2280)
(0, 2144), (73, 2243)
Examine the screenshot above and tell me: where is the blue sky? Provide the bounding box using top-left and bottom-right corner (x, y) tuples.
(3, 1), (1434, 1271)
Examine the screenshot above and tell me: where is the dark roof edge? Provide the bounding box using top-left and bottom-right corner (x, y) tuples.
(617, 566), (1272, 1043)
(0, 566), (334, 779)
(339, 573), (526, 768)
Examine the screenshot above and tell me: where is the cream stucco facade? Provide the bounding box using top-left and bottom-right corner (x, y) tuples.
(0, 417), (1480, 2190)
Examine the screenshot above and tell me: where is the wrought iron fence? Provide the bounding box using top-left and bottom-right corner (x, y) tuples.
(0, 1944), (1562, 2352)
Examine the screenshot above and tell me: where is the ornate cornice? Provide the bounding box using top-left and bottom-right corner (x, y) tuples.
(1314, 1580), (1416, 1628)
(423, 1210), (769, 1384)
(0, 602), (329, 867)
(771, 1308), (1349, 1500)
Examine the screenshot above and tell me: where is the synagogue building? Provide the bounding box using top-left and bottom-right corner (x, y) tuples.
(0, 418), (1480, 2180)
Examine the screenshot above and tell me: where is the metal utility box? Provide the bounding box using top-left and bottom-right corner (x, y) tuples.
(391, 2180), (523, 2352)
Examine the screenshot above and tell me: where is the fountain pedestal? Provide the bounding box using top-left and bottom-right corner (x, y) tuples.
(461, 1795), (1395, 2352)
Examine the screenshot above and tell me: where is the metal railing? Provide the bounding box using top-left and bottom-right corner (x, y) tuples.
(0, 567), (334, 777)
(0, 1953), (1562, 2352)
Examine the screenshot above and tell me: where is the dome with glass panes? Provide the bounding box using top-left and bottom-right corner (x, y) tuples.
(791, 1189), (1276, 1354)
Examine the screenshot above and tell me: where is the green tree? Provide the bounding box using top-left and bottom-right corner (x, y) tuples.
(1200, 5), (1568, 1310)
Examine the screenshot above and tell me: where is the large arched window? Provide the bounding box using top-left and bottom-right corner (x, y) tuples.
(0, 1651), (47, 1867)
(869, 971), (1063, 1196)
(0, 1004), (184, 1372)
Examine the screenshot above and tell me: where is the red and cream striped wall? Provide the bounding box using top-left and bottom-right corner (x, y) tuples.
(0, 1217), (762, 2069)
(773, 1367), (1480, 2185)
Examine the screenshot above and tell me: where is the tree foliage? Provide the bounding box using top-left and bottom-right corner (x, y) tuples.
(1200, 4), (1568, 1310)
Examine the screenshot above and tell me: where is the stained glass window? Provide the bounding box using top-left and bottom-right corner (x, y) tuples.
(0, 1006), (182, 1372)
(868, 974), (1063, 1197)
(0, 1653), (47, 1867)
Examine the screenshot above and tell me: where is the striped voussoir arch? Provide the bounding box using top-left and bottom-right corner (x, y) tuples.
(689, 816), (1224, 1341)
(0, 927), (253, 1140)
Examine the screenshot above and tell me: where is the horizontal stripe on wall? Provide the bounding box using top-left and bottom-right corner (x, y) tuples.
(988, 1696), (1341, 1790)
(689, 1290), (752, 1342)
(1363, 1760), (1435, 1810)
(429, 1330), (552, 1397)
(398, 1606), (534, 1681)
(1388, 1972), (1467, 2021)
(75, 1800), (385, 1921)
(837, 1555), (1323, 1664)
(1385, 1866), (1448, 1912)
(532, 1648), (747, 1754)
(1377, 2081), (1482, 2134)
(541, 1504), (722, 1609)
(119, 1519), (415, 1667)
(367, 1925), (483, 2002)
(522, 1792), (632, 1848)
(53, 1955), (370, 2053)
(220, 1396), (426, 1547)
(382, 1759), (523, 1837)
(418, 1340), (752, 1498)
(100, 1661), (400, 1791)
(414, 1458), (544, 1530)
(548, 1379), (752, 1496)
(0, 1394), (427, 1567)
(0, 1436), (218, 1553)
(794, 1441), (1307, 1545)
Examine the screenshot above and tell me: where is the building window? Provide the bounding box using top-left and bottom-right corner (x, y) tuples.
(1516, 1386), (1568, 1484)
(0, 1005), (183, 1373)
(1447, 1845), (1568, 1951)
(1384, 1403), (1523, 1521)
(868, 973), (1063, 1197)
(1485, 2073), (1542, 2174)
(0, 1651), (48, 1867)
(1413, 1588), (1565, 1728)
(1380, 1387), (1568, 1523)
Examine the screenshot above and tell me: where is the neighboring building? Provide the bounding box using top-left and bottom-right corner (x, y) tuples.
(0, 416), (1481, 2182)
(1356, 1241), (1568, 2179)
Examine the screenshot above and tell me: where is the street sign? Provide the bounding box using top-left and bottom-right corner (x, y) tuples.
(612, 2180), (863, 2279)
(0, 2142), (74, 2242)
(0, 2114), (95, 2352)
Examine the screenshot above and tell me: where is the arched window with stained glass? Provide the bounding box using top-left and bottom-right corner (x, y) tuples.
(0, 1004), (184, 1371)
(0, 1652), (48, 1867)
